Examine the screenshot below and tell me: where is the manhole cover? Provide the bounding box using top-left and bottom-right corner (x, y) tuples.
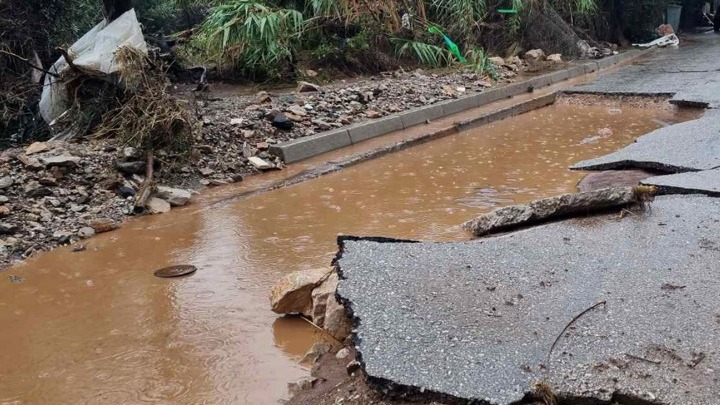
(154, 265), (197, 278)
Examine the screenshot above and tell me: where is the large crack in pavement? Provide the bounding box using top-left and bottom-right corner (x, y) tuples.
(336, 196), (720, 405)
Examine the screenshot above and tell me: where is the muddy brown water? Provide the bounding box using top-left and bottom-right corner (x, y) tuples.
(0, 104), (697, 405)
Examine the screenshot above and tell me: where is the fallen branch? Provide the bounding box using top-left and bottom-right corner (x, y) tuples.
(0, 49), (59, 78)
(133, 153), (154, 213)
(463, 186), (657, 237)
(546, 301), (607, 375)
(55, 48), (82, 74)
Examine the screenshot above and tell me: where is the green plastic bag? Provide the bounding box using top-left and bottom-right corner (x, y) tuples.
(428, 26), (467, 63)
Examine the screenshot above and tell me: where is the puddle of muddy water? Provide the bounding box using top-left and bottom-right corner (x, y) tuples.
(0, 104), (697, 405)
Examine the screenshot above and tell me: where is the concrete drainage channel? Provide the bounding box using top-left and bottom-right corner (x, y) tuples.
(271, 50), (648, 164)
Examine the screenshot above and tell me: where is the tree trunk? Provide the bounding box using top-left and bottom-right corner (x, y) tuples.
(101, 0), (133, 22)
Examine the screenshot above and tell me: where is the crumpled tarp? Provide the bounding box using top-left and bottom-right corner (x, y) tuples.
(39, 9), (147, 123)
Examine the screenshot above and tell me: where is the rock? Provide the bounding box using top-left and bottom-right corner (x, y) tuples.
(311, 119), (331, 130)
(39, 177), (58, 187)
(297, 81), (321, 93)
(0, 196), (8, 203)
(547, 53), (563, 62)
(17, 154), (43, 170)
(0, 206), (9, 217)
(287, 377), (317, 395)
(365, 110), (382, 119)
(155, 186), (192, 207)
(53, 231), (73, 244)
(0, 176), (13, 189)
(26, 186), (53, 198)
(301, 341), (332, 364)
(270, 267), (331, 316)
(116, 161), (146, 175)
(324, 294), (352, 341)
(25, 142), (49, 155)
(255, 142), (269, 150)
(464, 187), (641, 237)
(284, 113), (304, 122)
(198, 167), (215, 176)
(77, 227), (95, 239)
(0, 223), (17, 235)
(271, 114), (294, 130)
(249, 156), (274, 171)
(90, 219), (120, 234)
(146, 197), (171, 214)
(346, 360), (362, 375)
(42, 155), (80, 169)
(598, 127), (613, 137)
(335, 347), (351, 359)
(254, 91), (271, 104)
(230, 118), (244, 126)
(123, 147), (141, 159)
(524, 49), (546, 61)
(488, 56), (505, 66)
(287, 105), (308, 117)
(209, 179), (228, 186)
(305, 69), (318, 78)
(311, 272), (339, 327)
(116, 186), (136, 198)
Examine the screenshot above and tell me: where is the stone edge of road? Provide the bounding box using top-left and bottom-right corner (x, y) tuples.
(269, 49), (647, 164)
(210, 92), (557, 209)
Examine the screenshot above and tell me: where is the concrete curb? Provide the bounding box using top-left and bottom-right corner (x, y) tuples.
(270, 50), (647, 163)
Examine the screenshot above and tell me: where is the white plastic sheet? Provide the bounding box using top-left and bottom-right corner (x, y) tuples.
(633, 34), (680, 49)
(39, 9), (148, 123)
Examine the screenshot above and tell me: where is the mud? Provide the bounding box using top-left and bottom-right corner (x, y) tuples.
(0, 103), (691, 405)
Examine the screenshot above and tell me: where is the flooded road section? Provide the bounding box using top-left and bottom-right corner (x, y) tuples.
(0, 104), (696, 404)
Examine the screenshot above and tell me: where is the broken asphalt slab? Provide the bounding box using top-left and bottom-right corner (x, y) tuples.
(571, 109), (720, 172)
(569, 33), (720, 108)
(336, 195), (720, 405)
(642, 168), (720, 197)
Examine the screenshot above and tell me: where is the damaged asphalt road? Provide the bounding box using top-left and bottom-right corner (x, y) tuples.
(337, 196), (720, 405)
(570, 33), (720, 108)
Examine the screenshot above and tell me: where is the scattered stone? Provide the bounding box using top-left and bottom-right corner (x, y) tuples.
(26, 186), (53, 198)
(25, 142), (49, 155)
(287, 105), (308, 117)
(42, 155), (80, 169)
(198, 167), (215, 176)
(0, 176), (13, 189)
(52, 231), (72, 244)
(146, 197), (171, 214)
(90, 219), (120, 234)
(270, 267), (331, 316)
(116, 186), (136, 198)
(301, 341), (332, 364)
(488, 56), (505, 66)
(288, 377), (317, 395)
(0, 206), (9, 217)
(77, 227), (96, 239)
(271, 114), (294, 130)
(248, 156), (274, 171)
(335, 347), (351, 359)
(547, 53), (563, 62)
(524, 49), (546, 61)
(254, 91), (271, 104)
(305, 69), (318, 78)
(0, 223), (17, 235)
(230, 118), (244, 126)
(365, 110), (382, 119)
(209, 179), (228, 186)
(346, 360), (362, 375)
(297, 81), (321, 93)
(155, 186), (192, 207)
(122, 147), (141, 159)
(116, 161), (146, 175)
(17, 154), (43, 170)
(311, 119), (331, 130)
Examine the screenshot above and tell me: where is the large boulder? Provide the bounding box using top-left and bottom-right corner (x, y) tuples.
(270, 267), (331, 316)
(155, 186), (192, 207)
(311, 272), (339, 327)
